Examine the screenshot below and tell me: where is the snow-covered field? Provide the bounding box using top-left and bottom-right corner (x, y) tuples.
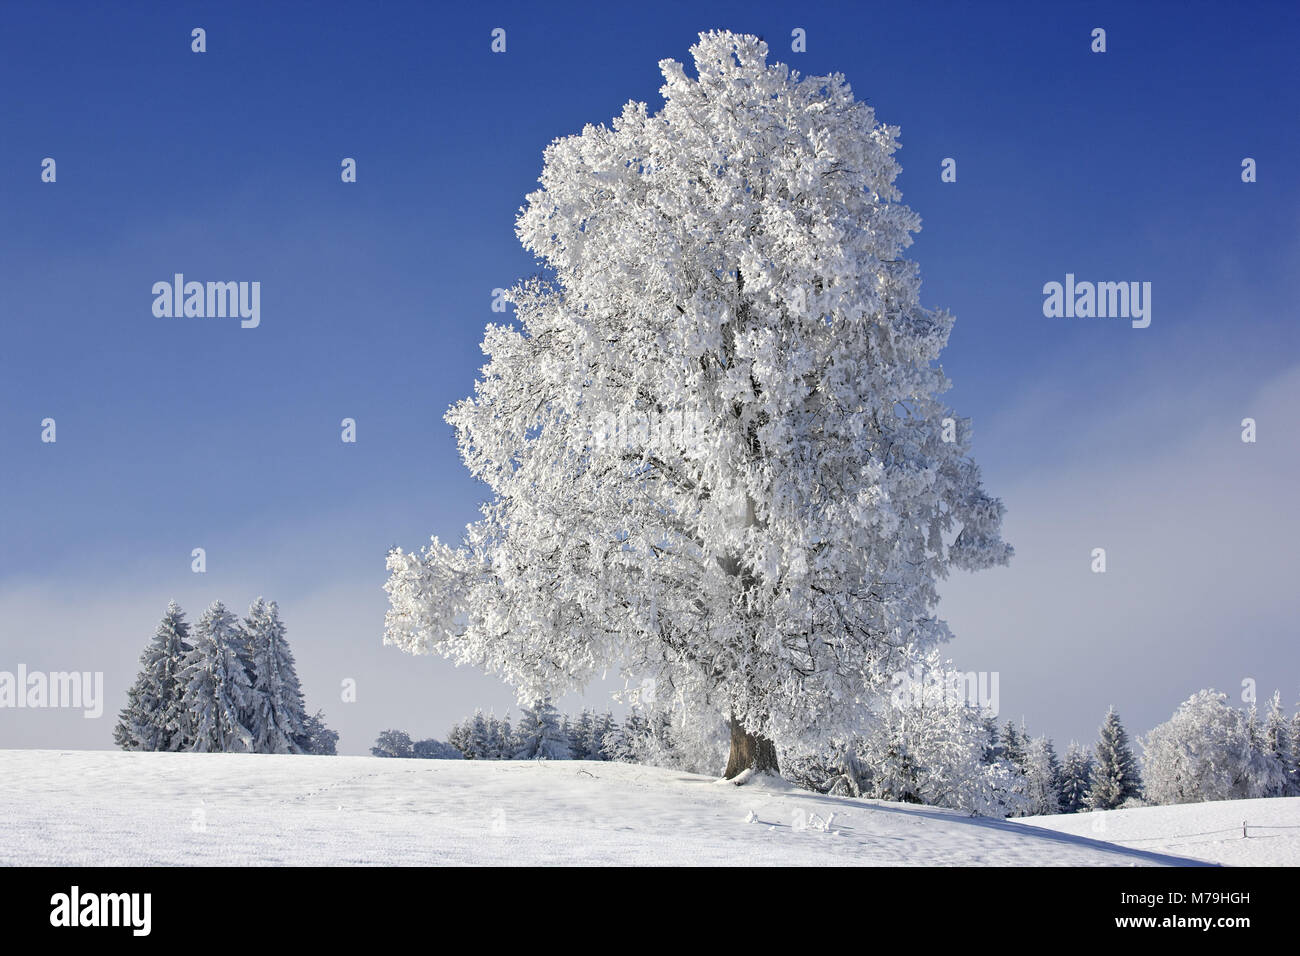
(1019, 797), (1300, 867)
(0, 750), (1228, 866)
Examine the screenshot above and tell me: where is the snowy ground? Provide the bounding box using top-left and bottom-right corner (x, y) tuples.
(1018, 797), (1300, 867)
(0, 750), (1224, 866)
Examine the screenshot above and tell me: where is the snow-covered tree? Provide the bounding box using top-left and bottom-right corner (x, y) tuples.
(493, 714), (513, 759)
(572, 710), (596, 759)
(371, 729), (414, 758)
(591, 712), (617, 760)
(1245, 703), (1288, 798)
(783, 655), (1025, 817)
(446, 720), (470, 757)
(243, 598), (309, 754)
(114, 601), (192, 751)
(620, 704), (728, 775)
(1287, 697), (1300, 795)
(602, 716), (634, 762)
(466, 710), (492, 759)
(1021, 735), (1062, 816)
(300, 709), (338, 755)
(382, 30), (1011, 779)
(625, 709), (675, 766)
(980, 715), (1002, 765)
(1058, 743), (1094, 814)
(1087, 707), (1142, 809)
(1140, 691), (1267, 804)
(1000, 721), (1027, 773)
(513, 699), (573, 760)
(862, 662), (1027, 816)
(180, 601), (255, 753)
(414, 737), (462, 759)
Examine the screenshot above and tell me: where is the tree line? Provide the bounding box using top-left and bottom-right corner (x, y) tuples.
(114, 599), (337, 755)
(373, 684), (1300, 819)
(795, 690), (1299, 818)
(372, 700), (706, 766)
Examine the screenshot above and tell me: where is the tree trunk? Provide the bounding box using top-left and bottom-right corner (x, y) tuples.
(723, 715), (779, 779)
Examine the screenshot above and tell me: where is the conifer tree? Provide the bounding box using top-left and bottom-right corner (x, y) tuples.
(1001, 721), (1026, 771)
(181, 601), (255, 753)
(114, 601), (192, 751)
(514, 699), (573, 759)
(244, 598), (308, 754)
(1058, 742), (1094, 814)
(1086, 707), (1142, 809)
(1022, 735), (1062, 816)
(980, 715), (1002, 765)
(300, 709), (338, 755)
(572, 710), (595, 760)
(602, 716), (633, 762)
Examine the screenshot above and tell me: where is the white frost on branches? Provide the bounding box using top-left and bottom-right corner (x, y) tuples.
(384, 31), (1010, 754)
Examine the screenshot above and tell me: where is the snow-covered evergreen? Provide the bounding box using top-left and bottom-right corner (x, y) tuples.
(513, 699), (573, 760)
(243, 598), (309, 754)
(601, 716), (633, 763)
(1290, 699), (1300, 795)
(591, 712), (617, 760)
(1021, 735), (1062, 817)
(1086, 707), (1143, 809)
(1261, 692), (1293, 795)
(300, 709), (339, 755)
(113, 601), (192, 751)
(980, 716), (1002, 765)
(1058, 743), (1094, 814)
(116, 598), (332, 755)
(571, 710), (596, 760)
(1001, 721), (1027, 773)
(180, 601), (255, 754)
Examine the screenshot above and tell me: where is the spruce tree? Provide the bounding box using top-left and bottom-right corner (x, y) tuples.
(572, 710), (595, 760)
(602, 716), (632, 762)
(1058, 742), (1094, 813)
(1291, 702), (1300, 795)
(300, 709), (338, 755)
(495, 714), (512, 759)
(1022, 735), (1062, 816)
(181, 601), (255, 753)
(1086, 706), (1142, 809)
(980, 715), (1002, 765)
(592, 712), (617, 760)
(446, 720), (470, 757)
(514, 699), (573, 759)
(468, 710), (491, 759)
(114, 601), (193, 751)
(244, 598), (309, 754)
(1001, 721), (1026, 771)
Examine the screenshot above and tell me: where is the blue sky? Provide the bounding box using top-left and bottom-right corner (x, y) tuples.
(2, 1), (1298, 754)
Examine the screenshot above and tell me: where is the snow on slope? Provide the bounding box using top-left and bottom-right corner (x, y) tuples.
(1018, 797), (1300, 867)
(0, 750), (1210, 867)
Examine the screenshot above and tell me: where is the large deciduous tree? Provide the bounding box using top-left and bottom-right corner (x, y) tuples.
(384, 31), (1011, 778)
